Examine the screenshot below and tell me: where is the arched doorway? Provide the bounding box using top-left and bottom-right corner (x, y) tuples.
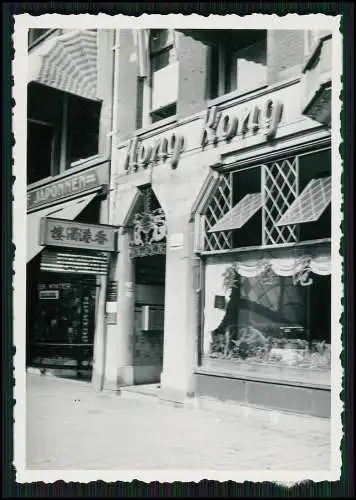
(128, 185), (167, 385)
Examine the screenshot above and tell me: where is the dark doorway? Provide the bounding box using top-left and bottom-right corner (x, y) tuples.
(132, 255), (166, 385)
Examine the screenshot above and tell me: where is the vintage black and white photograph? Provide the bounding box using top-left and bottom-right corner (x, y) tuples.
(13, 13), (342, 483)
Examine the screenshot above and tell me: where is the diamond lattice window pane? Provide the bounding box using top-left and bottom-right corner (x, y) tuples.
(208, 193), (262, 233)
(276, 177), (331, 226)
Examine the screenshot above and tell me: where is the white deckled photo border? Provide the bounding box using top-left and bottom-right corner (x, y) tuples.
(13, 12), (343, 485)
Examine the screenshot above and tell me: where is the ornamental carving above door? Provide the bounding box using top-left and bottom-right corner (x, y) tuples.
(129, 186), (167, 258)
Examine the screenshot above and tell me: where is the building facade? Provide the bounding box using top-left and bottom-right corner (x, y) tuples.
(26, 27), (333, 417)
(26, 29), (116, 380)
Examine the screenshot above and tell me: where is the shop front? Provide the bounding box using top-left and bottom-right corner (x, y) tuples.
(26, 162), (117, 376)
(111, 75), (335, 413)
(193, 114), (332, 418)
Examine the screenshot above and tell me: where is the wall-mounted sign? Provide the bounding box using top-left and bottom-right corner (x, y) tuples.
(124, 132), (185, 173)
(27, 163), (109, 211)
(214, 295), (226, 310)
(169, 232), (184, 250)
(41, 249), (109, 275)
(39, 218), (117, 252)
(141, 305), (165, 331)
(201, 98), (284, 148)
(106, 281), (118, 302)
(39, 290), (60, 300)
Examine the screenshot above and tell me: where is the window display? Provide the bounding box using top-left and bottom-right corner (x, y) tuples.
(202, 253), (331, 385)
(28, 275), (96, 371)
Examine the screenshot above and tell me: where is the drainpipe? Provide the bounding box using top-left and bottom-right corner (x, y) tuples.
(92, 29), (117, 391)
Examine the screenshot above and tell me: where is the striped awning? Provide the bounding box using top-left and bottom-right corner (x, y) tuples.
(208, 193), (262, 233)
(276, 177), (331, 226)
(28, 30), (98, 101)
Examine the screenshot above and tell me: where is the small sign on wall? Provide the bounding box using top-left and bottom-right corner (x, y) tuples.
(214, 295), (226, 310)
(105, 302), (117, 314)
(106, 281), (118, 302)
(169, 232), (184, 250)
(39, 290), (59, 300)
(106, 313), (117, 325)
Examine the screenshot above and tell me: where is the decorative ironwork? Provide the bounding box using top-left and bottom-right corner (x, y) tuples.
(263, 157), (299, 245)
(203, 173), (233, 251)
(292, 255), (314, 287)
(129, 187), (167, 258)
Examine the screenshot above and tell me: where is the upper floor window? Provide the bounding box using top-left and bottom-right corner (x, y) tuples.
(149, 29), (178, 123)
(27, 82), (101, 185)
(208, 30), (267, 99)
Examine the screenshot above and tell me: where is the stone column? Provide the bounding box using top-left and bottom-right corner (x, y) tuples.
(91, 196), (109, 391)
(159, 215), (198, 402)
(103, 228), (135, 390)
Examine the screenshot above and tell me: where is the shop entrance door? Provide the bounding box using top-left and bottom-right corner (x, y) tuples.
(133, 255), (166, 385)
(28, 273), (97, 375)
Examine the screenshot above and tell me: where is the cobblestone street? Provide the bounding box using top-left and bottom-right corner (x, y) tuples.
(24, 374), (332, 474)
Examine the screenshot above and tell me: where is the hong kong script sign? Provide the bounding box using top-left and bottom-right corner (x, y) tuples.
(39, 218), (117, 252)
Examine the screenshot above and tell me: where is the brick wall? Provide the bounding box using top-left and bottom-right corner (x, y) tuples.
(267, 30), (306, 84)
(176, 32), (210, 121)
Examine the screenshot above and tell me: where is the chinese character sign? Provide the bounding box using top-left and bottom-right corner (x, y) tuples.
(40, 218), (116, 252)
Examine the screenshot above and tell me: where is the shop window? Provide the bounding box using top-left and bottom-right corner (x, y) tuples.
(208, 30), (267, 99)
(27, 273), (96, 371)
(27, 82), (101, 185)
(202, 258), (331, 386)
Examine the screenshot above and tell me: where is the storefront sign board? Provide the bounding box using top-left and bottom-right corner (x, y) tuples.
(118, 81), (319, 176)
(40, 218), (117, 252)
(27, 163), (109, 211)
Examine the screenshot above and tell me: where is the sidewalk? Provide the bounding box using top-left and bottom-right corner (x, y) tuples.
(25, 373), (331, 471)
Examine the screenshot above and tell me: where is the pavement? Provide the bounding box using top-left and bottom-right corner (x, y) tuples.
(25, 373), (331, 472)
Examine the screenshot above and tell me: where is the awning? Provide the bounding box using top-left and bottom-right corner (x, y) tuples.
(28, 30), (99, 101)
(27, 192), (97, 263)
(208, 193), (262, 232)
(276, 177), (331, 227)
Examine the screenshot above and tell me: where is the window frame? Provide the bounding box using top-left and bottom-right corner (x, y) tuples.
(27, 118), (58, 184)
(208, 31), (268, 100)
(27, 86), (102, 187)
(138, 29), (178, 128)
(198, 146), (332, 254)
